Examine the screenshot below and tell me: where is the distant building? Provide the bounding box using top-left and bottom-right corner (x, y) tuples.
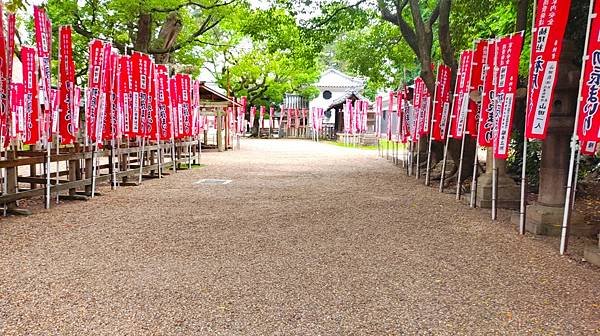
(309, 68), (365, 127)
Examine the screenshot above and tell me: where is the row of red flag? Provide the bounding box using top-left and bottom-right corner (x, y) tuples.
(375, 32), (524, 160)
(343, 99), (369, 134)
(2, 6), (211, 148)
(373, 0), (600, 161)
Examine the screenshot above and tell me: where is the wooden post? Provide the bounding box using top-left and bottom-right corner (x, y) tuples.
(217, 109), (224, 152)
(6, 150), (17, 210)
(84, 145), (93, 195)
(68, 146), (78, 196)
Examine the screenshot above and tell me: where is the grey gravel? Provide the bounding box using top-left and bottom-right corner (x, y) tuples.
(0, 138), (599, 335)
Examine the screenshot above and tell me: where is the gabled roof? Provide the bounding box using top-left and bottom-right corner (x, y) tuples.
(199, 82), (241, 107)
(326, 89), (371, 111)
(316, 68), (365, 89)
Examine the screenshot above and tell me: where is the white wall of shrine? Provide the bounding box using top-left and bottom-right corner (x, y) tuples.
(309, 69), (365, 125)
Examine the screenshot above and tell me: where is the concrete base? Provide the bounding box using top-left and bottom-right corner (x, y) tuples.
(59, 195), (89, 201)
(476, 173), (521, 209)
(510, 203), (593, 236)
(584, 244), (600, 267)
(7, 207), (32, 216)
(336, 133), (378, 146)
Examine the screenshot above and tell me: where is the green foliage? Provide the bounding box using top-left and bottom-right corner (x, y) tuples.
(36, 0), (234, 82)
(200, 5), (323, 106)
(507, 132), (542, 192)
(327, 16), (417, 97)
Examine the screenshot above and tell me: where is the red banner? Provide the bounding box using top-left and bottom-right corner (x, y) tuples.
(140, 54), (152, 137)
(450, 50), (474, 139)
(103, 53), (119, 141)
(239, 96), (247, 133)
(86, 40), (104, 143)
(50, 88), (59, 135)
(146, 59), (158, 139)
(94, 43), (111, 142)
(494, 33), (524, 159)
(525, 0), (572, 140)
(58, 26), (76, 144)
(191, 80), (200, 137)
(577, 0), (600, 154)
(250, 106), (256, 130)
(118, 56), (131, 138)
(269, 107), (275, 129)
(478, 40), (497, 147)
(386, 92), (393, 140)
(432, 64), (451, 141)
(394, 91), (402, 142)
(259, 106), (265, 129)
(176, 74), (192, 137)
(375, 96), (382, 137)
(467, 40), (487, 136)
(156, 65), (172, 140)
(73, 86), (81, 135)
(22, 47), (40, 144)
(130, 52), (142, 137)
(418, 79), (432, 137)
(34, 6), (52, 126)
(7, 12), (15, 86)
(0, 5), (7, 145)
(171, 76), (182, 138)
(10, 83), (23, 138)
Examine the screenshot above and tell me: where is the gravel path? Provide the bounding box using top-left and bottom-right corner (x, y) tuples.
(0, 139), (598, 335)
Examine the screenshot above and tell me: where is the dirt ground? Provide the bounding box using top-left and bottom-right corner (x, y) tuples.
(0, 138), (598, 335)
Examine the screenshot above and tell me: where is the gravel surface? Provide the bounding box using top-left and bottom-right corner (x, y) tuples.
(0, 138), (598, 335)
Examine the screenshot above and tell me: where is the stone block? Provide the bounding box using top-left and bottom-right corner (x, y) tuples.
(476, 173), (521, 209)
(512, 203), (595, 237)
(584, 244), (600, 268)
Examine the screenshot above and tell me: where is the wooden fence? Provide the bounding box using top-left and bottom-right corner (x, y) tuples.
(0, 139), (202, 215)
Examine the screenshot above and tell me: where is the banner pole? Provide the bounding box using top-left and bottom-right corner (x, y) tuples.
(91, 141), (98, 198)
(561, 0), (595, 255)
(138, 136), (145, 185)
(519, 0), (538, 234)
(386, 137), (389, 160)
(405, 142), (409, 173)
(377, 115), (381, 157)
(470, 139), (480, 208)
(55, 131), (60, 203)
(56, 60), (61, 204)
(415, 137), (421, 179)
(111, 138), (117, 189)
(439, 130), (451, 192)
(426, 72), (438, 186)
(492, 155), (498, 220)
(455, 135), (466, 199)
(408, 140), (413, 176)
(188, 138), (192, 169)
(171, 138), (177, 172)
(571, 148), (582, 210)
(45, 139), (51, 208)
(456, 46), (477, 200)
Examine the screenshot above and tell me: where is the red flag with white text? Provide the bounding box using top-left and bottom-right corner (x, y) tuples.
(432, 64), (451, 141)
(58, 26), (77, 144)
(478, 39), (497, 147)
(525, 0), (572, 140)
(493, 33), (524, 159)
(450, 50), (474, 139)
(22, 46), (40, 144)
(576, 0), (600, 155)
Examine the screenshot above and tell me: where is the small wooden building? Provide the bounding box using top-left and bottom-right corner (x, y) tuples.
(198, 82), (241, 151)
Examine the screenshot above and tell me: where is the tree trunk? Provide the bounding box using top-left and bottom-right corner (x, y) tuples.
(134, 13), (152, 53)
(153, 12), (183, 64)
